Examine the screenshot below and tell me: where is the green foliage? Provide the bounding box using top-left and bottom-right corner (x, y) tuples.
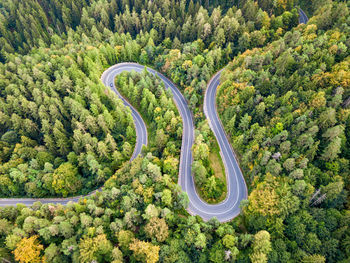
(115, 70), (182, 172)
(0, 155), (240, 263)
(0, 38), (135, 197)
(52, 163), (82, 197)
(217, 2), (350, 262)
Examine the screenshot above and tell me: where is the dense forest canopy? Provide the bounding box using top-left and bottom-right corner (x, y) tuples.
(115, 70), (183, 181)
(0, 0), (349, 262)
(0, 42), (136, 197)
(0, 0), (301, 58)
(0, 0), (302, 199)
(217, 9), (350, 261)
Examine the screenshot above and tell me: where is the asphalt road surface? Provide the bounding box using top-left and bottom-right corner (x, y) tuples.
(299, 8), (309, 24)
(101, 63), (148, 160)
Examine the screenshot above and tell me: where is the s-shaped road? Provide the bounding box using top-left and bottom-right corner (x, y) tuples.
(101, 64), (248, 221)
(0, 63), (248, 222)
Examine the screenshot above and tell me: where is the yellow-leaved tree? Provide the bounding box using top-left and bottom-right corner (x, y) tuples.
(13, 235), (43, 263)
(244, 173), (300, 225)
(79, 234), (113, 263)
(129, 239), (160, 263)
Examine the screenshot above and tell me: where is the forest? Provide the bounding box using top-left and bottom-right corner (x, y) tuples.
(0, 0), (349, 262)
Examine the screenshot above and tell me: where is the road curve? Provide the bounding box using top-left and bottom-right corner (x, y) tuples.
(202, 70), (248, 221)
(299, 8), (309, 24)
(0, 63), (248, 222)
(101, 63), (148, 160)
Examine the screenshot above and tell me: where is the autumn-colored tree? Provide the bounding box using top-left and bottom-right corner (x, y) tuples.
(13, 235), (43, 263)
(79, 234), (113, 263)
(145, 217), (169, 242)
(129, 239), (160, 263)
(245, 175), (280, 217)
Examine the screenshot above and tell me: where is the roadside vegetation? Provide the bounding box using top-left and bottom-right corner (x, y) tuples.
(200, 140), (227, 203)
(208, 144), (227, 202)
(115, 70), (182, 181)
(217, 3), (350, 261)
(0, 43), (136, 197)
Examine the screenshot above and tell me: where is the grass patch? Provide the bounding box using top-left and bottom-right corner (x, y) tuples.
(208, 141), (227, 203)
(195, 139), (228, 204)
(209, 147), (227, 201)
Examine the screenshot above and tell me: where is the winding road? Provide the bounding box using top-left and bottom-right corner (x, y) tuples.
(0, 63), (248, 221)
(104, 64), (248, 221)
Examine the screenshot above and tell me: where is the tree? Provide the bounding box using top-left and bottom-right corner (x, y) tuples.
(310, 91), (326, 109)
(59, 221), (74, 238)
(129, 239), (160, 263)
(250, 230), (272, 263)
(79, 234), (113, 263)
(322, 125), (344, 141)
(222, 234), (238, 250)
(13, 235), (43, 263)
(283, 158), (295, 171)
(239, 114), (251, 131)
(163, 156), (178, 176)
(194, 233), (207, 250)
(52, 162), (82, 197)
(250, 252), (268, 263)
(246, 176), (280, 217)
(318, 108), (337, 129)
(78, 236), (96, 263)
(303, 233), (321, 254)
(146, 163), (162, 182)
(205, 176), (223, 199)
(209, 241), (225, 263)
(111, 247), (123, 263)
(145, 217), (169, 242)
(192, 161), (207, 186)
(322, 179), (344, 201)
(143, 204), (159, 220)
(321, 137), (342, 161)
(302, 254), (326, 263)
(253, 230), (271, 252)
(161, 189), (172, 207)
(155, 129), (168, 151)
(192, 134), (209, 161)
(117, 230), (134, 252)
(122, 142), (132, 158)
(44, 243), (61, 263)
(290, 169), (304, 179)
